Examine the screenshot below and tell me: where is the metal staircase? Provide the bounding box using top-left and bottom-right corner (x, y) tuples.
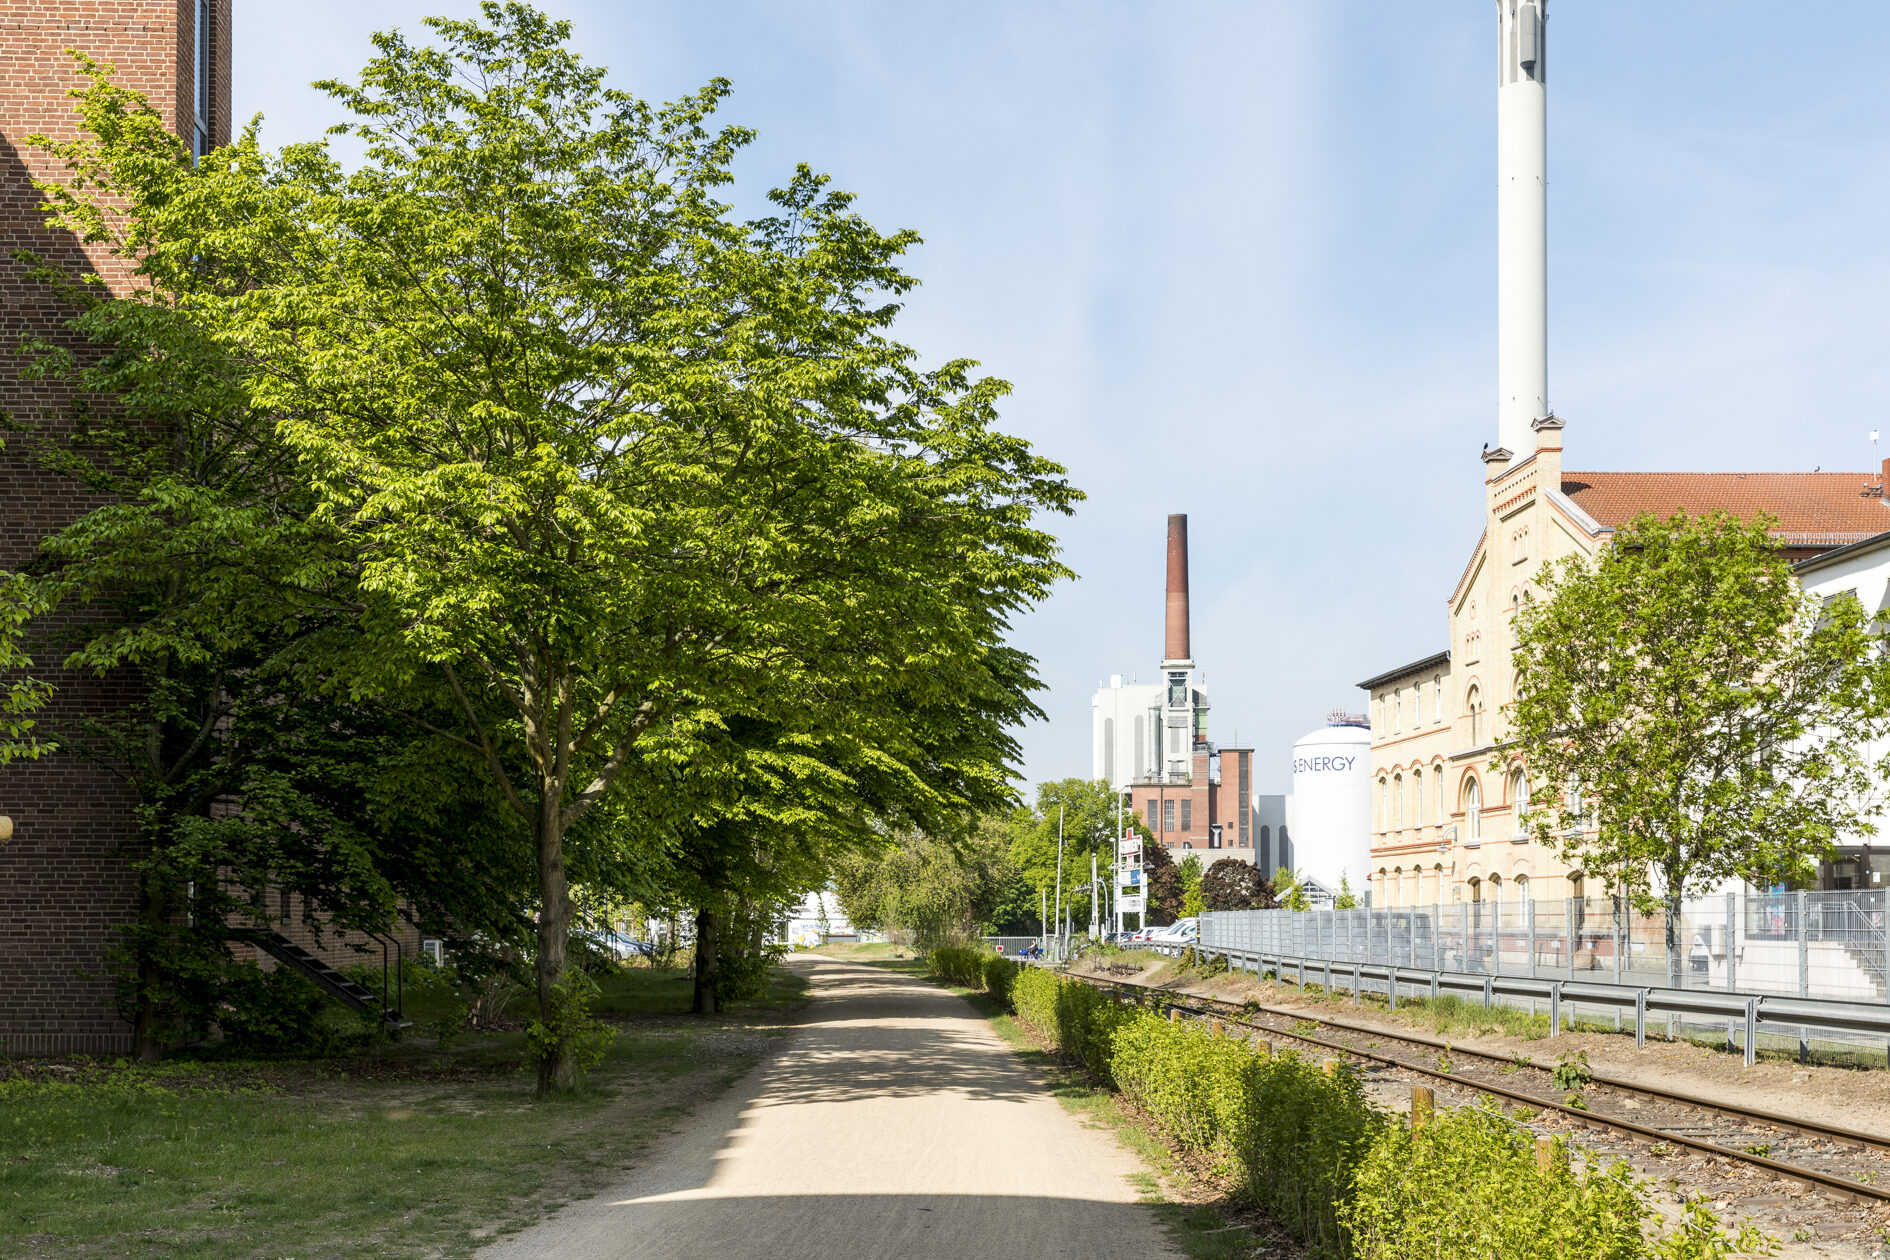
(229, 928), (408, 1031)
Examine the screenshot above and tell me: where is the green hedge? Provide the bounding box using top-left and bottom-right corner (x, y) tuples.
(998, 969), (1770, 1260)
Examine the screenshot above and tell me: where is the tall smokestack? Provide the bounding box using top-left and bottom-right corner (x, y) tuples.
(1496, 0), (1548, 459)
(1164, 513), (1190, 663)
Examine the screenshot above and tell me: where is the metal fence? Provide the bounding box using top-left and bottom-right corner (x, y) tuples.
(1201, 889), (1890, 1062)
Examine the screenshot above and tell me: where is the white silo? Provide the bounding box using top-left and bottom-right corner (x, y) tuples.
(1288, 717), (1372, 901)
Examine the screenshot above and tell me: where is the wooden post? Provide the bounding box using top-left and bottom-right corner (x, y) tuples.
(1209, 1018), (1222, 1036)
(1536, 1135), (1554, 1174)
(1254, 1039), (1273, 1057)
(1323, 1057), (1340, 1076)
(1168, 1007), (1177, 1022)
(1410, 1084), (1434, 1129)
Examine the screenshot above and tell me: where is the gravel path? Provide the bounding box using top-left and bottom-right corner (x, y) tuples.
(481, 955), (1179, 1260)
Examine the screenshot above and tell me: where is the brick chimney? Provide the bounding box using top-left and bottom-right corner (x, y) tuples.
(1164, 514), (1190, 663)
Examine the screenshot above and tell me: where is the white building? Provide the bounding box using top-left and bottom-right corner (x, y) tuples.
(1091, 674), (1166, 794)
(779, 888), (853, 947)
(1288, 716), (1372, 903)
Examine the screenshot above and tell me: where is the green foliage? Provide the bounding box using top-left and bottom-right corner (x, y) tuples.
(834, 824), (1016, 950)
(216, 967), (374, 1058)
(992, 970), (1772, 1260)
(523, 971), (618, 1084)
(1178, 855), (1206, 918)
(1551, 1049), (1593, 1092)
(1275, 866), (1311, 912)
(1142, 838), (1183, 926)
(1512, 511), (1890, 980)
(1334, 873), (1359, 910)
(1000, 779), (1141, 929)
(1341, 1101), (1649, 1260)
(0, 574), (53, 763)
(926, 946), (1023, 1012)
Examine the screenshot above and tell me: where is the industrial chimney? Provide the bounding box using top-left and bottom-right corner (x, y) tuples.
(1163, 513), (1190, 664)
(1496, 0), (1548, 459)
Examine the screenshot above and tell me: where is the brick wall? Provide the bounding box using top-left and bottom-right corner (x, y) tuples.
(0, 1), (231, 1056)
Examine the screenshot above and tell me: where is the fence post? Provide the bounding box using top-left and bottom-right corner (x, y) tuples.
(1549, 980), (1562, 1037)
(1744, 997), (1757, 1068)
(1634, 988), (1646, 1049)
(1461, 902), (1470, 974)
(1432, 901), (1441, 971)
(1726, 890), (1738, 993)
(1798, 890), (1810, 999)
(1527, 899), (1538, 980)
(1565, 897), (1575, 982)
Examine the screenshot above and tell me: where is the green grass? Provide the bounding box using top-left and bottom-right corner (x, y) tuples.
(0, 963), (807, 1260)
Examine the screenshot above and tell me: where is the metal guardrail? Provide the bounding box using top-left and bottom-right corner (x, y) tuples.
(1191, 941), (1890, 1067)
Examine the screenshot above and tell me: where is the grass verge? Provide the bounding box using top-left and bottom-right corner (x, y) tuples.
(0, 963), (806, 1260)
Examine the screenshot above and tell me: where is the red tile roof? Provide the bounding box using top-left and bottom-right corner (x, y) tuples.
(1560, 471), (1890, 548)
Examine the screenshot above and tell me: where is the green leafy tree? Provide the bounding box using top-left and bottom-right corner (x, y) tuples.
(1004, 779), (1130, 929)
(1178, 854), (1205, 918)
(1334, 873), (1360, 910)
(1274, 866), (1310, 912)
(1512, 511), (1890, 985)
(831, 823), (1013, 951)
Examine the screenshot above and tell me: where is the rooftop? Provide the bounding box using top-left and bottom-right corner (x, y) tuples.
(1560, 471), (1889, 549)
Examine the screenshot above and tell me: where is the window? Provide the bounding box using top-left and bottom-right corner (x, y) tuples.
(1412, 768), (1424, 824)
(1394, 774), (1404, 828)
(1393, 690), (1402, 732)
(1145, 798), (1158, 828)
(1378, 777), (1389, 831)
(1238, 753), (1251, 846)
(1515, 873), (1529, 902)
(1468, 876), (1482, 903)
(1434, 764), (1444, 822)
(1162, 799), (1175, 832)
(1466, 687), (1482, 745)
(1511, 768), (1529, 829)
(1180, 799), (1192, 831)
(1465, 777), (1481, 841)
(1433, 674), (1444, 722)
(193, 0), (212, 159)
(1132, 715), (1144, 778)
(1103, 717), (1116, 786)
(1259, 824), (1271, 870)
(1167, 671), (1188, 708)
(1378, 695), (1386, 735)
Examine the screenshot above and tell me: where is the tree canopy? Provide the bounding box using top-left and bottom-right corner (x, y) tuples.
(1511, 511), (1890, 981)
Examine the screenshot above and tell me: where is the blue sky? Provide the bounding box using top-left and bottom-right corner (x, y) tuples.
(236, 3), (1890, 795)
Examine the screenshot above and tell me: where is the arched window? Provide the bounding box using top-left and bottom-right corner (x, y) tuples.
(1511, 767), (1529, 830)
(1433, 674), (1445, 722)
(1515, 873), (1529, 903)
(1465, 777), (1482, 841)
(1379, 777), (1389, 831)
(1394, 690), (1402, 732)
(1412, 768), (1425, 824)
(1394, 774), (1404, 828)
(1569, 871), (1584, 901)
(1468, 876), (1482, 903)
(1434, 763), (1445, 823)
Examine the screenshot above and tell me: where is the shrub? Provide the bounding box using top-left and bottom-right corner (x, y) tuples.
(218, 965), (375, 1057)
(990, 969), (1773, 1260)
(1340, 1101), (1649, 1260)
(981, 955), (1021, 1009)
(929, 946), (988, 988)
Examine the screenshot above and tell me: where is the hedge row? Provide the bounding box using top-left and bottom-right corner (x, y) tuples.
(977, 967), (1769, 1260)
(928, 946), (1022, 1011)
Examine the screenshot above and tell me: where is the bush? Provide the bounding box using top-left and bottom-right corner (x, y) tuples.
(981, 955), (1021, 1009)
(987, 968), (1771, 1260)
(218, 965), (375, 1057)
(928, 946), (988, 988)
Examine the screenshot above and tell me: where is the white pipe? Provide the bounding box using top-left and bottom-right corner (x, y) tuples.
(1496, 0), (1547, 458)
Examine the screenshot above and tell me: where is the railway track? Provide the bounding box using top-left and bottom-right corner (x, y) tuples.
(1067, 970), (1890, 1244)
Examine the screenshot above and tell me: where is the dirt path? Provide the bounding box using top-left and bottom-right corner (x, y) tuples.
(480, 955), (1179, 1260)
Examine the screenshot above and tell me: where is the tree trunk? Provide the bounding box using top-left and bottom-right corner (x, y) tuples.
(692, 906), (720, 1015)
(534, 805), (576, 1095)
(132, 867), (172, 1063)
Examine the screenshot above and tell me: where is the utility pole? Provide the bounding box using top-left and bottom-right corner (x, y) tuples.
(1090, 850), (1099, 939)
(1053, 804), (1065, 960)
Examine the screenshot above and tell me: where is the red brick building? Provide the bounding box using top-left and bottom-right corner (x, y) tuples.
(0, 1), (231, 1055)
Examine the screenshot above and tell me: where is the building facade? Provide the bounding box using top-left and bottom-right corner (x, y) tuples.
(1362, 425), (1890, 910)
(1, 1), (232, 1056)
(1092, 514), (1259, 863)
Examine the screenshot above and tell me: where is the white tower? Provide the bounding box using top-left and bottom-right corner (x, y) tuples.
(1496, 0), (1548, 459)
